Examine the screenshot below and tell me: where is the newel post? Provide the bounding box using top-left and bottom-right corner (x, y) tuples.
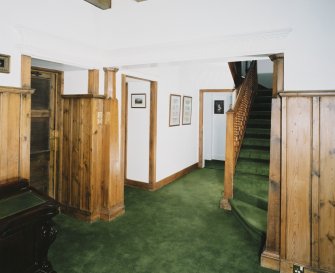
(100, 67), (125, 221)
(221, 109), (235, 210)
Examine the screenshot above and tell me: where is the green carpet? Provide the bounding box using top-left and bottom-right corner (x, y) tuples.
(49, 168), (276, 273)
(230, 88), (272, 242)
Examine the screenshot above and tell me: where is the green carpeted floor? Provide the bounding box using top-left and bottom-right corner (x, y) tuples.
(50, 168), (276, 273)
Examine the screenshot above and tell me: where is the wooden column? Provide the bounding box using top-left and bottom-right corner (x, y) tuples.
(270, 54), (284, 98)
(261, 97), (281, 270)
(88, 69), (99, 96)
(261, 54), (284, 270)
(220, 109), (234, 210)
(100, 67), (125, 221)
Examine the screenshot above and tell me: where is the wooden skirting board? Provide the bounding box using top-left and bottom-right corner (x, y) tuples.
(125, 163), (198, 191)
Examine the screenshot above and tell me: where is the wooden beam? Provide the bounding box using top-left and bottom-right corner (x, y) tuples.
(84, 0), (111, 10)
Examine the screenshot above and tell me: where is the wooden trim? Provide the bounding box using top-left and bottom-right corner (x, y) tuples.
(280, 259), (333, 273)
(21, 55), (31, 89)
(149, 81), (157, 184)
(104, 67), (118, 99)
(121, 74), (157, 187)
(270, 54), (284, 98)
(125, 75), (152, 83)
(280, 96), (287, 259)
(125, 179), (152, 190)
(61, 205), (100, 223)
(280, 90), (335, 97)
(198, 89), (234, 168)
(260, 250), (280, 271)
(153, 163), (198, 191)
(88, 69), (99, 95)
(100, 204), (125, 222)
(61, 94), (105, 99)
(0, 86), (33, 94)
(311, 97), (320, 268)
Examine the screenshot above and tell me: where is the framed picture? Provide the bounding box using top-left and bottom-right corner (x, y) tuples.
(131, 93), (146, 108)
(182, 96), (192, 125)
(169, 94), (181, 126)
(0, 54), (10, 73)
(214, 100), (224, 114)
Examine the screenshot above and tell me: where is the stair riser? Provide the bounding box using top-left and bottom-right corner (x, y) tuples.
(236, 165), (269, 176)
(239, 151), (270, 161)
(234, 189), (268, 211)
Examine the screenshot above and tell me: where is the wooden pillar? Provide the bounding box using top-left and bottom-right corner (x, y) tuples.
(20, 55), (32, 180)
(100, 67), (125, 221)
(220, 109), (234, 210)
(270, 54), (284, 98)
(88, 69), (99, 96)
(261, 97), (281, 270)
(261, 53), (284, 270)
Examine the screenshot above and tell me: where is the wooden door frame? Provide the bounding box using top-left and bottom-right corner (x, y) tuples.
(198, 89), (234, 168)
(121, 74), (158, 188)
(31, 66), (64, 199)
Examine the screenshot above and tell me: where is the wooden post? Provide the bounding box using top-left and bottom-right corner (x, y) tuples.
(88, 69), (99, 96)
(270, 54), (284, 98)
(221, 109), (234, 210)
(100, 67), (125, 221)
(261, 97), (281, 270)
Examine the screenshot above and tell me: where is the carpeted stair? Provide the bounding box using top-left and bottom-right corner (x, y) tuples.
(230, 88), (272, 243)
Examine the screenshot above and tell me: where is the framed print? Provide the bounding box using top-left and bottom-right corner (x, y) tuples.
(182, 96), (192, 125)
(0, 54), (10, 73)
(214, 100), (224, 114)
(169, 94), (181, 126)
(131, 93), (146, 108)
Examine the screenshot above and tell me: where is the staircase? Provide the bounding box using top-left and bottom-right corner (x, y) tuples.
(230, 88), (272, 242)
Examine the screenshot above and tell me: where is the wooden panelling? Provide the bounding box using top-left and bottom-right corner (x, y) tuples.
(61, 96), (104, 221)
(0, 87), (32, 183)
(280, 91), (335, 273)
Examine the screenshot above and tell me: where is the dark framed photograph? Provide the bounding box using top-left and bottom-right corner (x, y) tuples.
(182, 96), (192, 125)
(214, 100), (224, 114)
(0, 54), (10, 73)
(169, 94), (181, 126)
(131, 93), (146, 108)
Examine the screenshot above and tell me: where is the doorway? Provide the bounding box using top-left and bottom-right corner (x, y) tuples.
(198, 89), (233, 168)
(121, 75), (157, 190)
(30, 68), (61, 197)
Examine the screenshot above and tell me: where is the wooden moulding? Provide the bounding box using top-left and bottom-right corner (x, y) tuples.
(125, 163), (198, 192)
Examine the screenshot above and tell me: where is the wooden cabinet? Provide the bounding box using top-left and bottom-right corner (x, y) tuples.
(280, 92), (335, 273)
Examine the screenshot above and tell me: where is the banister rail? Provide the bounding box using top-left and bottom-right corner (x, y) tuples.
(221, 61), (258, 210)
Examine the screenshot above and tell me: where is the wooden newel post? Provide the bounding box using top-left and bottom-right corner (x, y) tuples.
(221, 109), (235, 210)
(100, 67), (125, 221)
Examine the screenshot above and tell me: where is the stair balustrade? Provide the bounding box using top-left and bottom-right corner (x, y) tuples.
(221, 61), (258, 210)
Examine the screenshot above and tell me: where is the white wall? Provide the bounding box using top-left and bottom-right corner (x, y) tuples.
(257, 59), (273, 89)
(126, 80), (151, 183)
(203, 93), (232, 163)
(120, 62), (234, 181)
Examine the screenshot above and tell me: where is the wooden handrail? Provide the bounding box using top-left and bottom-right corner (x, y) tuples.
(221, 61), (258, 210)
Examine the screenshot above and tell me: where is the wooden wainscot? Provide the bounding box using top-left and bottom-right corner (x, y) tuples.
(60, 68), (124, 222)
(0, 86), (33, 183)
(279, 91), (335, 273)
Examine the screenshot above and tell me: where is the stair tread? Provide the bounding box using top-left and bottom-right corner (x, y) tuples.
(230, 199), (267, 236)
(242, 138), (270, 148)
(239, 148), (270, 160)
(236, 159), (269, 176)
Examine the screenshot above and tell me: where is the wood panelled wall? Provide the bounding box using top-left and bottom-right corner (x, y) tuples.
(280, 91), (335, 273)
(60, 68), (124, 222)
(0, 87), (32, 183)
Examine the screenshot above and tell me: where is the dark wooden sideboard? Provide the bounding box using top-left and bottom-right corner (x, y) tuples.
(0, 179), (59, 273)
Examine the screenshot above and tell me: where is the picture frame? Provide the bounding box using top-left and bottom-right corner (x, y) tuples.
(131, 93), (146, 108)
(0, 54), (10, 74)
(214, 100), (224, 114)
(169, 94), (181, 126)
(182, 96), (192, 125)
